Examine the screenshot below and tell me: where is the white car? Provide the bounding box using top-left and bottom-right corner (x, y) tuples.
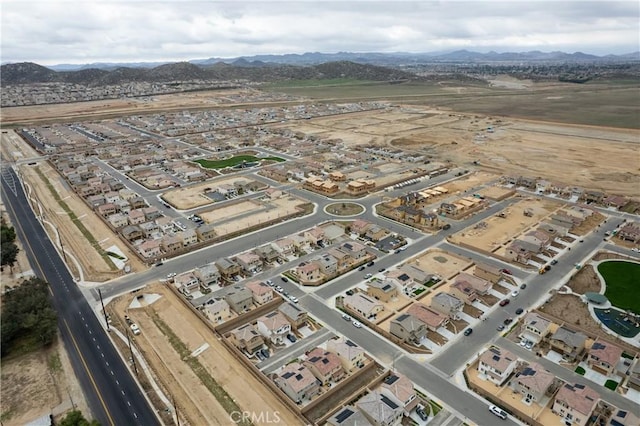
(265, 279), (273, 286)
(275, 286), (284, 293)
(289, 296), (299, 304)
(489, 405), (507, 420)
(511, 290), (519, 298)
(352, 320), (362, 328)
(130, 323), (141, 335)
(632, 248), (639, 253)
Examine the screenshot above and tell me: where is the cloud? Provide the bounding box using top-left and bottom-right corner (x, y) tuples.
(1, 0), (638, 64)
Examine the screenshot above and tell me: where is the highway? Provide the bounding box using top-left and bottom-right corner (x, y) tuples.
(1, 167), (159, 426)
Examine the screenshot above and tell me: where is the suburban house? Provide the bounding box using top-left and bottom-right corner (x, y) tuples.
(245, 281), (274, 305)
(161, 235), (182, 253)
(365, 225), (388, 242)
(327, 248), (351, 270)
(399, 264), (435, 286)
(473, 263), (503, 284)
(275, 362), (320, 404)
(121, 225), (144, 242)
(521, 230), (552, 250)
(326, 406), (372, 426)
(175, 272), (200, 294)
(340, 241), (367, 260)
(278, 302), (308, 330)
(138, 239), (162, 258)
(385, 270), (415, 293)
(107, 213), (129, 229)
(205, 299), (230, 322)
(344, 293), (384, 320)
(450, 279), (480, 304)
(381, 372), (419, 414)
(229, 323), (264, 354)
(327, 337), (366, 372)
(215, 257), (242, 280)
(430, 292), (464, 319)
(303, 347), (346, 385)
(181, 229), (198, 246)
(587, 340), (623, 376)
(317, 255), (338, 275)
(128, 209), (146, 225)
(407, 303), (449, 331)
(367, 280), (398, 302)
(272, 237), (295, 256)
(255, 244), (280, 263)
(453, 273), (492, 295)
(194, 264), (221, 287)
(351, 219), (372, 236)
(196, 223), (217, 241)
(235, 252), (263, 275)
(304, 227), (326, 246)
(522, 313), (553, 343)
(549, 326), (588, 362)
(256, 311), (291, 345)
(512, 362), (555, 403)
(389, 313), (427, 345)
(505, 242), (535, 264)
(478, 347), (518, 386)
(356, 390), (403, 426)
(322, 223), (346, 243)
(552, 383), (599, 426)
(225, 287), (253, 314)
(617, 222), (640, 243)
(297, 261), (323, 283)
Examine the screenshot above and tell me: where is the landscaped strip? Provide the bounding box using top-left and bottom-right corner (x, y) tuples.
(195, 155), (284, 169)
(34, 167), (116, 270)
(150, 313), (253, 426)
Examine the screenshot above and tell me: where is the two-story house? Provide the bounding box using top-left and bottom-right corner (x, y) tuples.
(303, 347), (346, 385)
(587, 340), (623, 376)
(381, 373), (418, 414)
(430, 292), (464, 320)
(194, 264), (220, 287)
(549, 326), (587, 362)
(225, 287), (253, 314)
(297, 261), (322, 283)
(235, 252), (263, 275)
(367, 281), (398, 302)
(478, 347), (518, 386)
(275, 362), (320, 404)
(357, 390), (403, 426)
(512, 362), (555, 404)
(522, 313), (553, 344)
(389, 313), (427, 345)
(245, 281), (274, 305)
(205, 299), (230, 322)
(344, 293), (383, 320)
(256, 311), (291, 345)
(278, 302), (308, 330)
(229, 323), (264, 354)
(327, 337), (366, 372)
(175, 272), (200, 294)
(407, 303), (449, 331)
(552, 383), (599, 426)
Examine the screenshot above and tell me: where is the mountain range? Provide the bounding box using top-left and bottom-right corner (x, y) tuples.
(42, 50), (640, 71)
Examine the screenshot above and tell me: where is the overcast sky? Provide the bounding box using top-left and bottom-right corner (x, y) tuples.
(2, 0), (638, 65)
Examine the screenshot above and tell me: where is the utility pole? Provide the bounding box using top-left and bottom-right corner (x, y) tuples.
(98, 289), (109, 331)
(126, 330), (139, 376)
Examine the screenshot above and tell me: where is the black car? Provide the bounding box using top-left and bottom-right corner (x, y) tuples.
(463, 328), (473, 336)
(358, 266), (365, 271)
(520, 283), (527, 289)
(551, 259), (558, 265)
(515, 308), (524, 315)
(287, 334), (297, 343)
(378, 268), (386, 273)
(261, 349), (270, 359)
(497, 324), (506, 331)
(367, 261), (375, 267)
(503, 318), (513, 325)
(346, 289), (355, 296)
(281, 276), (289, 282)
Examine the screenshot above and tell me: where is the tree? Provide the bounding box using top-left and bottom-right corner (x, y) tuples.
(1, 219), (19, 269)
(60, 410), (100, 426)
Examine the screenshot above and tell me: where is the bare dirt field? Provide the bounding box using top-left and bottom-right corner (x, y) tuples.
(407, 249), (473, 281)
(0, 341), (88, 426)
(566, 265), (602, 294)
(450, 198), (563, 252)
(443, 171), (498, 194)
(111, 284), (301, 426)
(162, 176), (253, 210)
(477, 185), (515, 200)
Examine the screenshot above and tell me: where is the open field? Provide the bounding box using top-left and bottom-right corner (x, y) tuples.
(162, 176), (253, 210)
(450, 198), (563, 252)
(111, 284), (301, 426)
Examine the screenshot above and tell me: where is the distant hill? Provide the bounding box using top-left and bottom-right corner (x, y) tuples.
(0, 60), (418, 86)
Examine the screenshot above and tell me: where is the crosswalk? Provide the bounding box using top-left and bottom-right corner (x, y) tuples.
(1, 165), (17, 196)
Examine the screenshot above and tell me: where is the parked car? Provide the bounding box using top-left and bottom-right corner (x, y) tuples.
(281, 276), (289, 282)
(503, 318), (513, 325)
(275, 286), (284, 293)
(551, 259), (558, 265)
(378, 268), (386, 273)
(367, 261), (375, 267)
(364, 273), (373, 279)
(500, 268), (512, 275)
(511, 290), (519, 298)
(520, 283), (527, 289)
(256, 351), (264, 361)
(261, 348), (270, 359)
(342, 314), (352, 321)
(416, 406), (429, 421)
(515, 308), (524, 315)
(352, 320), (362, 328)
(346, 289), (354, 296)
(463, 328), (473, 336)
(130, 323), (141, 335)
(287, 334), (297, 343)
(289, 296), (299, 304)
(499, 299), (510, 307)
(358, 266), (366, 271)
(497, 324), (506, 331)
(489, 405), (508, 420)
(265, 279), (273, 286)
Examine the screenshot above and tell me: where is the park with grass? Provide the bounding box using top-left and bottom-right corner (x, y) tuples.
(194, 155), (285, 170)
(597, 260), (640, 313)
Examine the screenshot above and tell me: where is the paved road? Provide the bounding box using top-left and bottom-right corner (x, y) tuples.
(1, 167), (159, 426)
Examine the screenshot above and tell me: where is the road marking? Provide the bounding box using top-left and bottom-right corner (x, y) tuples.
(111, 370), (114, 375)
(4, 190), (116, 426)
(106, 362), (109, 366)
(101, 353), (105, 358)
(127, 401), (131, 406)
(121, 390), (125, 395)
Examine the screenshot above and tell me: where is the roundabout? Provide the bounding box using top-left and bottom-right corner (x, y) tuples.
(324, 202), (365, 217)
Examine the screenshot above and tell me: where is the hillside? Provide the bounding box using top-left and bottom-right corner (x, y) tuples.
(0, 60), (418, 86)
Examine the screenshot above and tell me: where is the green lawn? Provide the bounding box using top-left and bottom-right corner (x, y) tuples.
(194, 155), (284, 169)
(598, 261), (640, 313)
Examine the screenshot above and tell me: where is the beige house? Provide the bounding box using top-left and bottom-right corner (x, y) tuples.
(205, 299), (230, 322)
(278, 302), (308, 330)
(296, 261), (323, 283)
(303, 347), (346, 385)
(552, 383), (599, 426)
(235, 252), (263, 275)
(512, 362), (555, 403)
(607, 408), (640, 426)
(229, 323), (264, 354)
(275, 362), (320, 404)
(473, 263), (503, 284)
(549, 326), (587, 362)
(453, 272), (492, 295)
(256, 311), (291, 345)
(367, 280), (398, 302)
(407, 303), (449, 331)
(327, 337), (366, 372)
(381, 372), (418, 414)
(245, 281), (274, 305)
(587, 340), (623, 376)
(390, 313), (427, 345)
(478, 347), (518, 386)
(225, 287), (253, 314)
(522, 313), (553, 343)
(357, 390), (403, 426)
(344, 293), (384, 320)
(430, 292), (464, 319)
(326, 406), (372, 426)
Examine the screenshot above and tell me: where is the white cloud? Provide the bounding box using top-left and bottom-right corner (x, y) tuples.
(1, 0), (638, 64)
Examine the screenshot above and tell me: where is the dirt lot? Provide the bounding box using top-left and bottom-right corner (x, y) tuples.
(111, 284), (300, 426)
(450, 198), (563, 252)
(162, 176), (254, 210)
(0, 341), (89, 425)
(443, 171), (497, 194)
(407, 249), (472, 281)
(566, 265), (602, 294)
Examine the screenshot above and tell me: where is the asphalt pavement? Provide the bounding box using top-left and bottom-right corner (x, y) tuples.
(1, 168), (159, 426)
